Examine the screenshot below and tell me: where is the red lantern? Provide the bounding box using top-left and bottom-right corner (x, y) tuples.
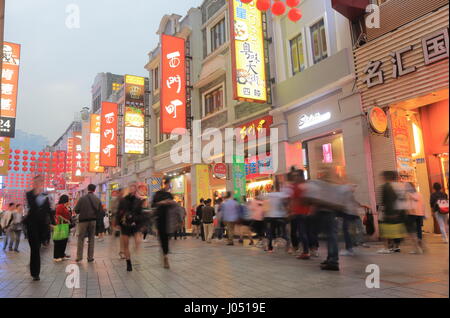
(31, 151), (36, 155)
(14, 161), (19, 165)
(38, 152), (43, 156)
(14, 150), (20, 154)
(272, 0), (286, 16)
(288, 7), (302, 22)
(14, 167), (19, 171)
(23, 150), (29, 155)
(23, 156), (28, 161)
(286, 0), (300, 7)
(257, 0), (271, 11)
(45, 152), (50, 156)
(241, 0), (253, 3)
(14, 155), (19, 160)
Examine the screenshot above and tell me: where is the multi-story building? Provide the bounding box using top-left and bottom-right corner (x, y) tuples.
(271, 0), (376, 215)
(91, 72), (124, 114)
(336, 0), (449, 233)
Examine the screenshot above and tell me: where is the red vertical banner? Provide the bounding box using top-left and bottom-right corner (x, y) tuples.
(100, 102), (118, 167)
(1, 42), (21, 137)
(160, 34), (186, 135)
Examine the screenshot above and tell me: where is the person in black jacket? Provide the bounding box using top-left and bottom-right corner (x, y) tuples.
(196, 199), (205, 241)
(24, 175), (53, 281)
(152, 178), (176, 269)
(117, 183), (146, 272)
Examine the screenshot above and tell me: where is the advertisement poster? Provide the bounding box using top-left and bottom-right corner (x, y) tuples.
(390, 109), (415, 182)
(196, 165), (210, 204)
(160, 34), (186, 135)
(1, 42), (21, 137)
(100, 102), (118, 167)
(229, 0), (267, 103)
(124, 75), (145, 154)
(233, 155), (246, 202)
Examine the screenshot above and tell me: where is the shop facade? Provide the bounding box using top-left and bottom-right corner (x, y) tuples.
(354, 3), (449, 233)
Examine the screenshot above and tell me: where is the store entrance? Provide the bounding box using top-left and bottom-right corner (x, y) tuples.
(391, 97), (449, 234)
(302, 132), (347, 181)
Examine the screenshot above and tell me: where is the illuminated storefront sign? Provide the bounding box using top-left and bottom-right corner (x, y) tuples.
(160, 34), (186, 135)
(89, 114), (104, 173)
(238, 115), (273, 143)
(100, 102), (118, 167)
(229, 0), (267, 103)
(298, 112), (331, 130)
(368, 107), (388, 134)
(322, 143), (333, 163)
(1, 42), (21, 138)
(124, 75), (145, 154)
(71, 132), (84, 183)
(245, 154), (273, 180)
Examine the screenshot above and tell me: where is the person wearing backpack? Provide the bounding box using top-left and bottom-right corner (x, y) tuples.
(75, 184), (103, 263)
(117, 183), (146, 272)
(1, 203), (16, 252)
(430, 182), (449, 243)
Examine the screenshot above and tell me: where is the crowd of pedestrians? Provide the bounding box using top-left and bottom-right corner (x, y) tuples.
(0, 169), (448, 280)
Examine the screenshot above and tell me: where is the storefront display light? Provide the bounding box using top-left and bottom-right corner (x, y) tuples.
(412, 123), (422, 157)
(247, 179), (273, 190)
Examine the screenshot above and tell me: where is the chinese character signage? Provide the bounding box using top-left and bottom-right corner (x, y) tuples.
(160, 34), (186, 135)
(245, 154), (273, 180)
(0, 137), (10, 175)
(238, 115), (273, 143)
(196, 165), (210, 205)
(233, 155), (247, 201)
(124, 75), (145, 154)
(390, 109), (415, 182)
(230, 0), (267, 103)
(71, 132), (85, 183)
(1, 42), (21, 138)
(89, 114), (104, 173)
(100, 102), (118, 167)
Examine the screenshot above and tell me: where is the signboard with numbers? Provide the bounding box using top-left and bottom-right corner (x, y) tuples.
(100, 102), (118, 167)
(160, 34), (186, 135)
(1, 42), (21, 137)
(229, 0), (267, 103)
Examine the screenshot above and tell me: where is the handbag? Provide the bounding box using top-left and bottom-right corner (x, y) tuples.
(52, 223), (69, 241)
(437, 200), (449, 214)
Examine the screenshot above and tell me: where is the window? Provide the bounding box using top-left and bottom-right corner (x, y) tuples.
(112, 82), (121, 91)
(210, 19), (226, 52)
(290, 33), (306, 75)
(203, 86), (224, 117)
(310, 19), (328, 64)
(156, 116), (169, 143)
(153, 67), (159, 91)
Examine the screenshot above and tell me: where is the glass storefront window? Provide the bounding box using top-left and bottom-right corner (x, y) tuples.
(303, 133), (346, 180)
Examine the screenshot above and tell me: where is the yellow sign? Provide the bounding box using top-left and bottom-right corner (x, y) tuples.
(125, 75), (145, 86)
(0, 138), (10, 176)
(230, 0), (267, 103)
(196, 165), (210, 204)
(368, 107), (388, 134)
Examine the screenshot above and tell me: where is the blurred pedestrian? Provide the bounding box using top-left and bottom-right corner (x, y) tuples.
(264, 182), (290, 253)
(196, 199), (206, 241)
(152, 178), (176, 269)
(238, 197), (254, 245)
(221, 192), (240, 246)
(406, 183), (428, 254)
(53, 195), (71, 262)
(75, 184), (103, 263)
(23, 175), (53, 281)
(10, 204), (24, 252)
(430, 182), (449, 243)
(191, 205), (201, 239)
(1, 203), (16, 251)
(174, 202), (187, 240)
(117, 183), (145, 272)
(378, 171), (408, 254)
(213, 198), (224, 240)
(96, 204), (106, 242)
(202, 199), (215, 243)
(249, 192), (265, 247)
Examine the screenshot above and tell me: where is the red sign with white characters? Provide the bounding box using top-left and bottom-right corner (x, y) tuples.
(238, 116), (273, 143)
(100, 102), (118, 167)
(160, 34), (186, 135)
(213, 163), (227, 179)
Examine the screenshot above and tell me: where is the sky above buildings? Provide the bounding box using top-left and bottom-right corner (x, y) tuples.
(4, 0), (201, 143)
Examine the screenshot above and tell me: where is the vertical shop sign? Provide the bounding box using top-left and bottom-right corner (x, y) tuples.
(100, 102), (118, 167)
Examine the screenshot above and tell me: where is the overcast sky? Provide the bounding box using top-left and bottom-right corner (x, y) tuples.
(4, 0), (201, 143)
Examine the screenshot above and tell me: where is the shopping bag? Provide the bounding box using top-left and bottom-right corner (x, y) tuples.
(437, 200), (449, 214)
(52, 223), (69, 241)
(379, 223), (407, 239)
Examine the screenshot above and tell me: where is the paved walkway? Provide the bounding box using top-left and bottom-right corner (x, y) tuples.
(0, 233), (448, 298)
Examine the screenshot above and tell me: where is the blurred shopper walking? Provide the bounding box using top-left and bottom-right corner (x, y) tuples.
(196, 199), (206, 241)
(75, 184), (103, 263)
(406, 183), (428, 254)
(152, 178), (176, 269)
(117, 183), (146, 272)
(378, 171), (408, 254)
(264, 182), (290, 253)
(1, 203), (16, 252)
(213, 198), (224, 240)
(191, 205), (201, 239)
(24, 175), (53, 281)
(430, 182), (449, 243)
(249, 192), (265, 247)
(238, 197), (254, 246)
(221, 192), (240, 246)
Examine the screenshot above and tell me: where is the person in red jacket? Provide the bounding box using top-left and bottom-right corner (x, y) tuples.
(287, 168), (312, 260)
(53, 195), (71, 262)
